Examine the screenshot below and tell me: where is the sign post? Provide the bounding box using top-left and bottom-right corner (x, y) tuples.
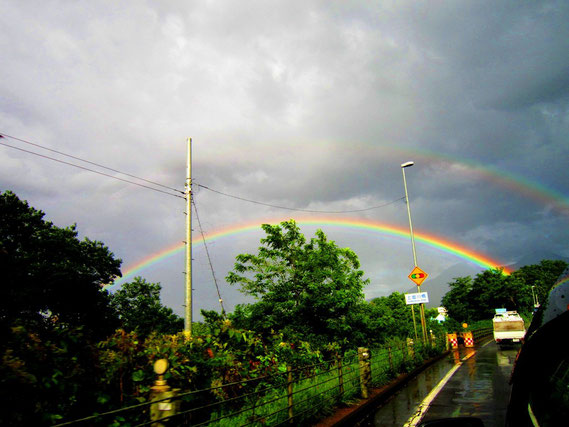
(407, 266), (429, 342)
(410, 305), (418, 343)
(405, 292), (429, 343)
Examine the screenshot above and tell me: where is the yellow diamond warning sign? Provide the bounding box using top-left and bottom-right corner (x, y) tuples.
(408, 266), (428, 286)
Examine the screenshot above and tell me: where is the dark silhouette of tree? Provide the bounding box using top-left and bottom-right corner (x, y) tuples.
(110, 277), (183, 338)
(0, 190), (121, 337)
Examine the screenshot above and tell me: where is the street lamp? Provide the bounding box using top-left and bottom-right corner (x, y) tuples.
(401, 162), (417, 266)
(401, 161), (428, 342)
(531, 285), (540, 309)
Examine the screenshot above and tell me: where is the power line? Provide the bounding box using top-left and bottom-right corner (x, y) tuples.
(0, 141), (185, 199)
(1, 132), (404, 212)
(192, 198), (226, 316)
(196, 183), (406, 213)
(0, 132), (185, 195)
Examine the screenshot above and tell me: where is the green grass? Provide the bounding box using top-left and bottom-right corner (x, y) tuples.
(206, 339), (446, 426)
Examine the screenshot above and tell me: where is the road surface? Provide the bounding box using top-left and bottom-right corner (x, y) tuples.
(368, 339), (519, 426)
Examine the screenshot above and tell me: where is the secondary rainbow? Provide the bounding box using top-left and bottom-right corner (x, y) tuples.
(107, 217), (510, 288)
(209, 143), (569, 214)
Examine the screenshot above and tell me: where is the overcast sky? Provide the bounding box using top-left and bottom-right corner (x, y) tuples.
(2, 0), (568, 318)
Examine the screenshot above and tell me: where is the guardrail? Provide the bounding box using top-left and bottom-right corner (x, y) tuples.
(471, 327), (493, 342)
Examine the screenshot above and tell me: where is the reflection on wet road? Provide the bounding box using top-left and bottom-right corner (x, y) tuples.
(368, 340), (519, 427)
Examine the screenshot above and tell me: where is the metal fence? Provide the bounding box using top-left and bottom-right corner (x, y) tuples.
(54, 336), (450, 426)
(472, 327), (493, 342)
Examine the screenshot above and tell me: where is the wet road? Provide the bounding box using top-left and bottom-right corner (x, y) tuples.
(369, 340), (519, 427)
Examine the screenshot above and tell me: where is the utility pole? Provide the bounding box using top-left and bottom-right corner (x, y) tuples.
(185, 138), (192, 337)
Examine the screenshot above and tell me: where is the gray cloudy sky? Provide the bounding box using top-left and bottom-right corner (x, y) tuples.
(2, 0), (568, 317)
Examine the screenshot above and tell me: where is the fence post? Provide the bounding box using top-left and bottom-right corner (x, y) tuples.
(358, 347), (370, 399)
(337, 354), (344, 399)
(149, 359), (179, 427)
(287, 365), (294, 424)
(407, 338), (415, 360)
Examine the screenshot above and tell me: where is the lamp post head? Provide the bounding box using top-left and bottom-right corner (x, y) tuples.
(401, 161), (414, 168)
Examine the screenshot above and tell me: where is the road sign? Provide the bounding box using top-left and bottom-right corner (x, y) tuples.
(408, 266), (428, 285)
(405, 292), (429, 305)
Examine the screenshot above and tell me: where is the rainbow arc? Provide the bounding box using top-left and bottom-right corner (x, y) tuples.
(107, 217), (510, 288)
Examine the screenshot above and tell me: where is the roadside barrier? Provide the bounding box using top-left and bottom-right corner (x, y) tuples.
(463, 331), (474, 348)
(53, 338), (447, 426)
(447, 333), (458, 349)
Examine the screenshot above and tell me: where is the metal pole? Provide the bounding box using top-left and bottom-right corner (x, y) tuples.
(411, 304), (418, 343)
(531, 285), (540, 308)
(402, 166), (417, 267)
(185, 138), (192, 337)
(417, 290), (427, 342)
(401, 163), (427, 342)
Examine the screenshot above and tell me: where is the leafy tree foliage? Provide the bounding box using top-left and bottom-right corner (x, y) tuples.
(442, 260), (568, 323)
(1, 323), (101, 425)
(511, 259), (568, 309)
(362, 292), (415, 344)
(226, 220), (369, 347)
(441, 276), (474, 322)
(469, 268), (520, 320)
(110, 277), (184, 338)
(0, 191), (121, 337)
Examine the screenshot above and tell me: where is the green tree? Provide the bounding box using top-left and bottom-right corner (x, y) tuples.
(468, 268), (516, 321)
(442, 269), (518, 322)
(441, 261), (568, 323)
(0, 190), (121, 337)
(365, 292), (414, 344)
(0, 191), (122, 424)
(226, 220), (369, 347)
(110, 277), (183, 338)
(511, 260), (568, 313)
(441, 276), (474, 322)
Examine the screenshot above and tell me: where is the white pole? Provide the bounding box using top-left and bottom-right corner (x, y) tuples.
(185, 138), (192, 336)
(402, 166), (418, 267)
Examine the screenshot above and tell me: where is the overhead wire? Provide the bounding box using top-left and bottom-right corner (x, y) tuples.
(1, 132), (405, 211)
(0, 132), (185, 195)
(192, 197), (226, 316)
(196, 183), (406, 213)
(0, 140), (185, 199)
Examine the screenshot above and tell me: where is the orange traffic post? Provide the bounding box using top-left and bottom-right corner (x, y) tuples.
(464, 331), (474, 347)
(447, 333), (458, 349)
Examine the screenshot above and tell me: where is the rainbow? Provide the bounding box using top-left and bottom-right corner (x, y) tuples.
(406, 148), (569, 212)
(204, 143), (569, 214)
(107, 217), (510, 288)
(552, 268), (569, 290)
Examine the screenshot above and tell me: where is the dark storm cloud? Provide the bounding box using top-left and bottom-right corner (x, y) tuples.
(1, 1), (568, 316)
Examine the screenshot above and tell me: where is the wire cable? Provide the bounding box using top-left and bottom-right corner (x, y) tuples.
(192, 197), (226, 316)
(0, 132), (185, 195)
(1, 133), (404, 211)
(0, 141), (185, 199)
(196, 183), (406, 213)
